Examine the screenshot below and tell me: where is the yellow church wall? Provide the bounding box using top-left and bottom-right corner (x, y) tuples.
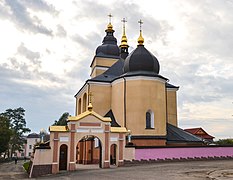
(91, 57), (118, 69)
(166, 90), (178, 126)
(111, 79), (125, 127)
(91, 68), (106, 78)
(89, 83), (111, 116)
(90, 57), (118, 78)
(124, 78), (167, 136)
(75, 84), (88, 116)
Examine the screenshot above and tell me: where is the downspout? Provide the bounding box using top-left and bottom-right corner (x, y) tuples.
(87, 83), (90, 103)
(165, 82), (168, 145)
(123, 77), (127, 128)
(165, 83), (168, 124)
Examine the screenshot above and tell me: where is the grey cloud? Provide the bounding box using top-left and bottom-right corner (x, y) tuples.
(0, 65), (74, 131)
(17, 43), (41, 63)
(3, 0), (52, 35)
(180, 0), (233, 59)
(72, 1), (173, 50)
(72, 32), (102, 53)
(56, 25), (67, 37)
(20, 0), (58, 15)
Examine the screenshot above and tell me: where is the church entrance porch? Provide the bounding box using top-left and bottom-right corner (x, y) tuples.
(76, 135), (102, 168)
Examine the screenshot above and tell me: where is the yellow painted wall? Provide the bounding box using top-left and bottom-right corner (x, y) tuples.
(90, 57), (118, 78)
(75, 86), (88, 116)
(91, 68), (106, 78)
(89, 83), (111, 116)
(111, 80), (124, 127)
(124, 79), (167, 136)
(166, 90), (178, 126)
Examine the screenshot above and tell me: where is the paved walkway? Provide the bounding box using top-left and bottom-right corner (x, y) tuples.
(1, 159), (233, 179)
(0, 160), (28, 179)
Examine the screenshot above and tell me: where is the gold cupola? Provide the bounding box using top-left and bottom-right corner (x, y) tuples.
(105, 13), (114, 33)
(120, 18), (129, 48)
(120, 18), (129, 59)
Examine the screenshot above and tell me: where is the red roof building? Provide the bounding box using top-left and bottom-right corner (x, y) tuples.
(184, 128), (215, 143)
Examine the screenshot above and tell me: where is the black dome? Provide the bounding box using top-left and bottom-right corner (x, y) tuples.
(95, 27), (120, 57)
(96, 44), (120, 57)
(123, 45), (160, 74)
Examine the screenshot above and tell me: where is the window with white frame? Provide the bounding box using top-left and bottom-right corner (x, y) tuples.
(146, 110), (154, 129)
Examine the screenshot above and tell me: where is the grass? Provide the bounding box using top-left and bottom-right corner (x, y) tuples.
(23, 161), (30, 172)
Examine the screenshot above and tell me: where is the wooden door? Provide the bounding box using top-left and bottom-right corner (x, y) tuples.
(59, 144), (68, 170)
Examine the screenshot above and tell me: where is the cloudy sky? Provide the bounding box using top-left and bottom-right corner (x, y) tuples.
(0, 0), (233, 139)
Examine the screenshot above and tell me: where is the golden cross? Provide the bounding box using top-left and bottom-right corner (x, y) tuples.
(108, 13), (113, 23)
(138, 19), (143, 31)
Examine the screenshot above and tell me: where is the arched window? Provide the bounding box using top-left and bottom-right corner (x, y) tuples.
(78, 98), (81, 115)
(146, 110), (154, 129)
(82, 93), (87, 112)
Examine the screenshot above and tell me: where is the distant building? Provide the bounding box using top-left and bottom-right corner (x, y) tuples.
(26, 133), (40, 157)
(184, 128), (215, 143)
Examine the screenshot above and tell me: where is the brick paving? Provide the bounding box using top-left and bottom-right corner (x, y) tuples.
(1, 159), (233, 179)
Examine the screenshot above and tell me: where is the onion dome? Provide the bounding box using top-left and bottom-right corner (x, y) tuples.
(95, 21), (120, 57)
(123, 20), (160, 74)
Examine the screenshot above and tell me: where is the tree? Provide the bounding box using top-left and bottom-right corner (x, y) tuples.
(0, 107), (31, 157)
(215, 139), (233, 145)
(53, 112), (69, 126)
(0, 116), (12, 154)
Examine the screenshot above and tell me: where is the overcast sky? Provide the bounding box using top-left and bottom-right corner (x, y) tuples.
(0, 0), (233, 139)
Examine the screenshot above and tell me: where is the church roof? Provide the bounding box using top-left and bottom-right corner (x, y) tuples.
(104, 109), (121, 127)
(184, 128), (215, 139)
(167, 123), (203, 143)
(123, 45), (160, 74)
(49, 126), (68, 132)
(68, 109), (111, 123)
(27, 133), (40, 138)
(88, 58), (178, 88)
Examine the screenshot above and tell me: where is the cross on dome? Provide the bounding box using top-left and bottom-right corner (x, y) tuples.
(108, 13), (113, 23)
(137, 19), (144, 45)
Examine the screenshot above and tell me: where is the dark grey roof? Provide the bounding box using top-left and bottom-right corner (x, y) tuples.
(27, 133), (40, 138)
(123, 45), (160, 74)
(167, 123), (203, 143)
(104, 109), (121, 127)
(89, 58), (169, 83)
(166, 83), (179, 89)
(95, 29), (120, 58)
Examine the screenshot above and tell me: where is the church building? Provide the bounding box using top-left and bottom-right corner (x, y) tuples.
(74, 18), (202, 147)
(29, 17), (204, 178)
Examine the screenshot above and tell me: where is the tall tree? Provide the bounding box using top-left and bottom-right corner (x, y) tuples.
(53, 112), (69, 126)
(0, 116), (12, 154)
(1, 107), (31, 157)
